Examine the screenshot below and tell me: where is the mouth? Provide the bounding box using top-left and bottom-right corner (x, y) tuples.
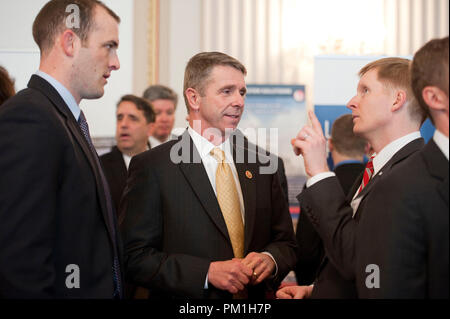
(119, 133), (130, 139)
(103, 74), (110, 83)
(224, 114), (240, 120)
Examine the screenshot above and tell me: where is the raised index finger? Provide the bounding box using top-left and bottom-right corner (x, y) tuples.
(308, 110), (324, 136)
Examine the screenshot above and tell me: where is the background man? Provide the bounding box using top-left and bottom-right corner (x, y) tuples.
(0, 65), (15, 106)
(100, 94), (155, 213)
(120, 52), (297, 299)
(294, 113), (367, 286)
(279, 57), (426, 299)
(0, 0), (122, 298)
(143, 84), (178, 147)
(372, 36), (448, 298)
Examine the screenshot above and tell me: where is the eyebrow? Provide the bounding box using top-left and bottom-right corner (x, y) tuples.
(105, 40), (119, 48)
(218, 85), (247, 94)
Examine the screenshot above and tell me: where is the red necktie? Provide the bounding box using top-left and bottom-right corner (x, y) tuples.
(357, 155), (375, 195)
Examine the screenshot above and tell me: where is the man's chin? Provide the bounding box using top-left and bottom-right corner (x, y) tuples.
(82, 89), (104, 100)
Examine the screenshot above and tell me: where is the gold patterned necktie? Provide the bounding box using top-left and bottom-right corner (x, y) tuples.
(211, 147), (245, 258)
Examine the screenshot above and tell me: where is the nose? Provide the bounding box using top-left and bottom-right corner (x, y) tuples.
(158, 112), (169, 122)
(346, 95), (358, 110)
(119, 117), (129, 128)
(110, 52), (120, 71)
(234, 91), (245, 108)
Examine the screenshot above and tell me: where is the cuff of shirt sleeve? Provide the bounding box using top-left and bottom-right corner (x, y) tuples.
(204, 273), (209, 289)
(262, 252), (278, 277)
(306, 172), (336, 188)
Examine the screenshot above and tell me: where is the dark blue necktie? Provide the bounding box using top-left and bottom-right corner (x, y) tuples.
(78, 110), (122, 299)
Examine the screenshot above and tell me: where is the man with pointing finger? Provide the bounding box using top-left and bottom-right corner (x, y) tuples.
(279, 57), (426, 299)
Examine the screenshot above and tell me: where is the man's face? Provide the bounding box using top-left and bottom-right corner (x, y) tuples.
(73, 6), (120, 101)
(115, 101), (152, 155)
(196, 65), (246, 135)
(347, 68), (395, 139)
(151, 99), (175, 141)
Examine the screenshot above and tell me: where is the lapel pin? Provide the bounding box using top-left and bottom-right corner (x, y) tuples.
(245, 170), (253, 179)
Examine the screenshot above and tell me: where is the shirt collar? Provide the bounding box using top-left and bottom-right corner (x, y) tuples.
(35, 70), (80, 121)
(372, 131), (421, 174)
(433, 129), (449, 160)
(188, 126), (233, 162)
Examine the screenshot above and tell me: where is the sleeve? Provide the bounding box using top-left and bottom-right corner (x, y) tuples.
(119, 156), (211, 298)
(297, 176), (356, 280)
(294, 202), (325, 285)
(0, 101), (62, 298)
(262, 172), (298, 287)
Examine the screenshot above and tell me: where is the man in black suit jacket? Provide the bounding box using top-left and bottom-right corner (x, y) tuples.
(100, 95), (155, 214)
(278, 57), (427, 299)
(295, 114), (366, 286)
(0, 0), (123, 298)
(120, 52), (297, 299)
(364, 37), (448, 298)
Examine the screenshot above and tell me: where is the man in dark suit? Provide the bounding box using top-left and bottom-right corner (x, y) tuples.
(366, 37), (448, 298)
(120, 52), (297, 299)
(100, 95), (155, 214)
(277, 57), (426, 299)
(294, 114), (366, 286)
(0, 0), (123, 298)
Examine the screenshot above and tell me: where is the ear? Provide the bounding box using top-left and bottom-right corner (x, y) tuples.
(146, 122), (155, 137)
(60, 30), (78, 57)
(391, 90), (407, 112)
(422, 86), (448, 112)
(185, 88), (201, 113)
(328, 138), (334, 152)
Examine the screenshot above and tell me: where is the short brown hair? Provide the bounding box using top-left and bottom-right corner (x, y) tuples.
(117, 94), (155, 124)
(411, 36), (449, 123)
(143, 85), (178, 110)
(0, 66), (15, 105)
(331, 114), (367, 158)
(183, 52), (247, 112)
(32, 0), (120, 53)
(359, 57), (426, 124)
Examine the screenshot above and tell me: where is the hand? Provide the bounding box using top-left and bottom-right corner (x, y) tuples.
(241, 252), (275, 285)
(291, 110), (329, 177)
(208, 259), (253, 294)
(276, 285), (313, 299)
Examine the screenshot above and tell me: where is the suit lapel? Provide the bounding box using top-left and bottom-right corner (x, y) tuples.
(232, 137), (257, 254)
(357, 138), (424, 199)
(346, 171), (364, 202)
(176, 132), (231, 242)
(110, 146), (128, 183)
(28, 75), (117, 247)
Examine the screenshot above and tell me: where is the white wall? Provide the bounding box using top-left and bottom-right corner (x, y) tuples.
(0, 0), (134, 137)
(161, 0), (202, 134)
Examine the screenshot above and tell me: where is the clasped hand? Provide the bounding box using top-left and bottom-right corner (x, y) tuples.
(208, 252), (275, 294)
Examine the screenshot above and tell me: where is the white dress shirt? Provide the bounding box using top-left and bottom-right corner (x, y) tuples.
(122, 153), (132, 170)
